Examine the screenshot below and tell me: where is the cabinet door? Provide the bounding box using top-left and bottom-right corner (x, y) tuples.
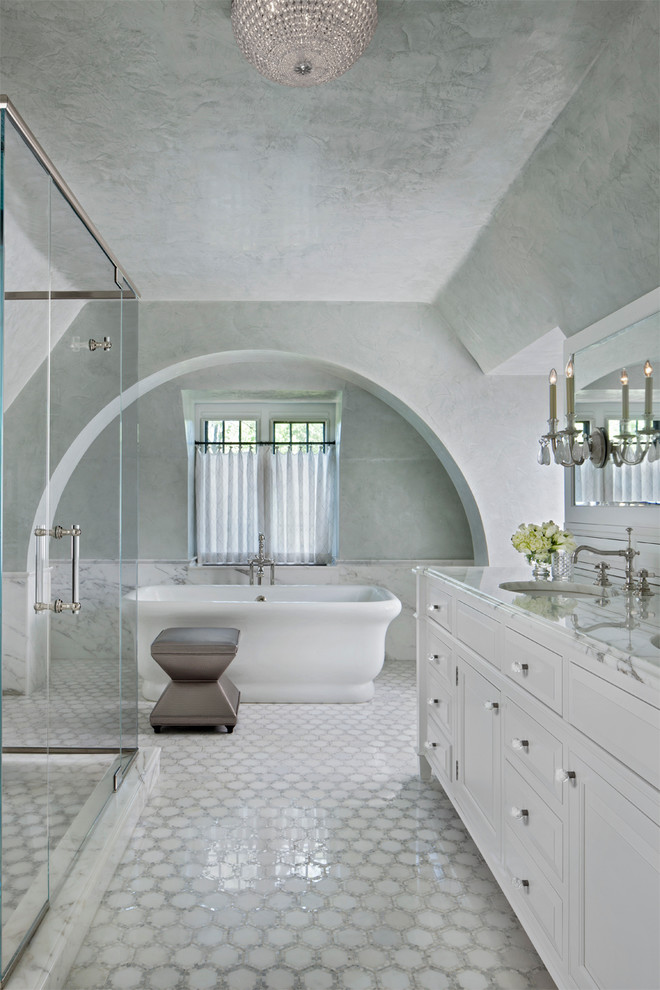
(568, 750), (660, 990)
(457, 660), (501, 851)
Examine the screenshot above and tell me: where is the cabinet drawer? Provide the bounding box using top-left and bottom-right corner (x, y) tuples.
(455, 600), (499, 667)
(504, 762), (564, 883)
(423, 621), (453, 688)
(504, 828), (564, 959)
(425, 667), (453, 737)
(568, 664), (660, 789)
(504, 627), (562, 713)
(504, 700), (565, 804)
(423, 581), (452, 633)
(423, 719), (452, 784)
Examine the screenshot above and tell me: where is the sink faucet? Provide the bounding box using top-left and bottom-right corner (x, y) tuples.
(249, 533), (275, 586)
(572, 526), (639, 593)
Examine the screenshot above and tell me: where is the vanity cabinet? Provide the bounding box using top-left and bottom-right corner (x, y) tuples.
(456, 659), (501, 852)
(416, 568), (660, 990)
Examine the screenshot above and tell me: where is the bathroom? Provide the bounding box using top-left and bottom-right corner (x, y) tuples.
(0, 1), (658, 988)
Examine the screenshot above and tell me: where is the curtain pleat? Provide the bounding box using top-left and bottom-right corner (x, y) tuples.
(195, 447), (337, 564)
(195, 449), (260, 563)
(574, 456), (659, 505)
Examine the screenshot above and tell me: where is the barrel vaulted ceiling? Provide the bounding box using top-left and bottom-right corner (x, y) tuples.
(1, 0), (658, 371)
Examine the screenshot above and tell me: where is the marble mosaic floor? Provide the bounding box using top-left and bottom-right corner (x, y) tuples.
(1, 753), (114, 917)
(67, 660), (555, 990)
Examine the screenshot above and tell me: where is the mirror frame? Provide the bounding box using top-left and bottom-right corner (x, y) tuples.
(564, 287), (660, 545)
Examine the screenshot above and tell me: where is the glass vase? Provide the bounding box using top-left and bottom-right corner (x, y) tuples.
(550, 550), (574, 582)
(531, 560), (551, 580)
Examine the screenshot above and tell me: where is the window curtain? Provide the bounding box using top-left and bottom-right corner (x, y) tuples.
(266, 449), (337, 564)
(195, 447), (337, 564)
(574, 458), (659, 505)
(195, 448), (260, 563)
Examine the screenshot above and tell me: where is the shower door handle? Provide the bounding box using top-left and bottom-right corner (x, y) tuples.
(34, 523), (82, 613)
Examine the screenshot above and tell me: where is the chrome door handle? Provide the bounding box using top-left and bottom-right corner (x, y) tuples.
(34, 523), (82, 613)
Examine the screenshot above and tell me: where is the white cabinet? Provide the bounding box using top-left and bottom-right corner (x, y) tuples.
(456, 659), (501, 851)
(568, 749), (660, 990)
(416, 568), (660, 990)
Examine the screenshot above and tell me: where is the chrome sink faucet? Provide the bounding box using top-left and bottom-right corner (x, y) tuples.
(572, 526), (639, 592)
(249, 533), (275, 586)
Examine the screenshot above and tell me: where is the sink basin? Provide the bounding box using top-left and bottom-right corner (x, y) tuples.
(499, 580), (614, 597)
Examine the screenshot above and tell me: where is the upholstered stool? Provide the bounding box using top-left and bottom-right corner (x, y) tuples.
(149, 627), (240, 733)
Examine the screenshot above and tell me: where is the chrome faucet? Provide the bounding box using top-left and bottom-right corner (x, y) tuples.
(249, 533), (275, 586)
(572, 526), (639, 592)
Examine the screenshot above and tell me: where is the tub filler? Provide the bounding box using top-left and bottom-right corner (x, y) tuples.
(126, 584), (402, 703)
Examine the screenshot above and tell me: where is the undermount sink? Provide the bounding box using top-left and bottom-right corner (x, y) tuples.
(498, 580), (614, 597)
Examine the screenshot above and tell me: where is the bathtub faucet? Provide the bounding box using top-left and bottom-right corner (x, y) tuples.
(249, 533), (275, 586)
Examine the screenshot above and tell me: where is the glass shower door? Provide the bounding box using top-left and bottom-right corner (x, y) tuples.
(1, 104), (139, 980)
(45, 177), (132, 873)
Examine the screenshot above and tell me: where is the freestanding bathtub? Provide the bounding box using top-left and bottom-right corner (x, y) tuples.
(125, 584), (401, 703)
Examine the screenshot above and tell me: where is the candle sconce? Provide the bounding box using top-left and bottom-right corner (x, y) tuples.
(539, 357), (659, 469)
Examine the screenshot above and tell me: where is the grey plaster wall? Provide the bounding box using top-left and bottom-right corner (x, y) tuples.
(438, 0), (659, 373)
(134, 300), (562, 565)
(137, 361), (473, 563)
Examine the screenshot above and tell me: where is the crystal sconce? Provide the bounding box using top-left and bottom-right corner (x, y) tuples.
(538, 357), (659, 468)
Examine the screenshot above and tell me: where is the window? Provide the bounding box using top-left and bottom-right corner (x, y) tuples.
(204, 418), (257, 451)
(272, 421), (326, 452)
(194, 399), (339, 565)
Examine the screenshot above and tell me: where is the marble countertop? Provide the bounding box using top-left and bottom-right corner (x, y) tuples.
(421, 565), (660, 695)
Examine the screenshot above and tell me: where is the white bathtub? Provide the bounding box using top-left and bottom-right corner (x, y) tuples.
(125, 584), (401, 703)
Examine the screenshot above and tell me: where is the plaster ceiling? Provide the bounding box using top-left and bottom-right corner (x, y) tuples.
(0, 0), (636, 304)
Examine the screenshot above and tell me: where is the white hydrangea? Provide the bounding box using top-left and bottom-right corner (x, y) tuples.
(511, 520), (576, 564)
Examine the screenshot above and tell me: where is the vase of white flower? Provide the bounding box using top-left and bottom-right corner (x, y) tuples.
(511, 521), (576, 580)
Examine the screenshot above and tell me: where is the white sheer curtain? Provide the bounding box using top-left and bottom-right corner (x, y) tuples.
(266, 449), (337, 564)
(195, 447), (337, 564)
(575, 457), (660, 505)
(195, 448), (260, 563)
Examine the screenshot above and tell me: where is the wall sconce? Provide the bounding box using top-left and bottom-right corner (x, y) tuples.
(538, 357), (659, 468)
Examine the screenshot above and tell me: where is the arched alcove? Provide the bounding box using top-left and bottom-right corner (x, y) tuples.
(33, 349), (487, 569)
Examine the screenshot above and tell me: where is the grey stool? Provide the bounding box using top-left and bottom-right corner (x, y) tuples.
(149, 627), (241, 733)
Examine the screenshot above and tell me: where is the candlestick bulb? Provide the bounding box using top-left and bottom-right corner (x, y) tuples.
(620, 369), (628, 386)
(549, 369), (557, 385)
(644, 360), (653, 377)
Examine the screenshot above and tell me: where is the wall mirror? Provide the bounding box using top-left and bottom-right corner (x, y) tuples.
(564, 289), (660, 543)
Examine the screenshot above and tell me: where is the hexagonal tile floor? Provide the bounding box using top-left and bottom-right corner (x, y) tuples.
(66, 660), (555, 990)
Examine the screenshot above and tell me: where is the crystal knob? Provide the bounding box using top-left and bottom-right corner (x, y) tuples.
(483, 701), (499, 711)
(511, 738), (529, 751)
(427, 653), (440, 663)
(555, 768), (576, 783)
(511, 877), (529, 890)
(424, 741), (437, 750)
(427, 698), (440, 706)
(511, 661), (529, 674)
(427, 604), (443, 612)
(510, 806), (529, 821)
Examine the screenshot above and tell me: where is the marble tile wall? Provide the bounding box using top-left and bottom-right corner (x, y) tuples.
(2, 571), (47, 695)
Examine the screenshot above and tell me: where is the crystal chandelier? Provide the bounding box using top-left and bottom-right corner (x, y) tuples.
(231, 0), (378, 87)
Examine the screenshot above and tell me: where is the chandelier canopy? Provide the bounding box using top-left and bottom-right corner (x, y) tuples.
(231, 0), (378, 87)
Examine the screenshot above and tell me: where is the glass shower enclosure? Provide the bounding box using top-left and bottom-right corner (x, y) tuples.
(0, 98), (139, 981)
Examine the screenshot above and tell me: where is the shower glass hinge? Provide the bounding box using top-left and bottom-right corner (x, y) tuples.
(88, 336), (112, 351)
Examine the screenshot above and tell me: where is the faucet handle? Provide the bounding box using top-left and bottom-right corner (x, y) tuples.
(594, 562), (611, 587)
(636, 569), (653, 597)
